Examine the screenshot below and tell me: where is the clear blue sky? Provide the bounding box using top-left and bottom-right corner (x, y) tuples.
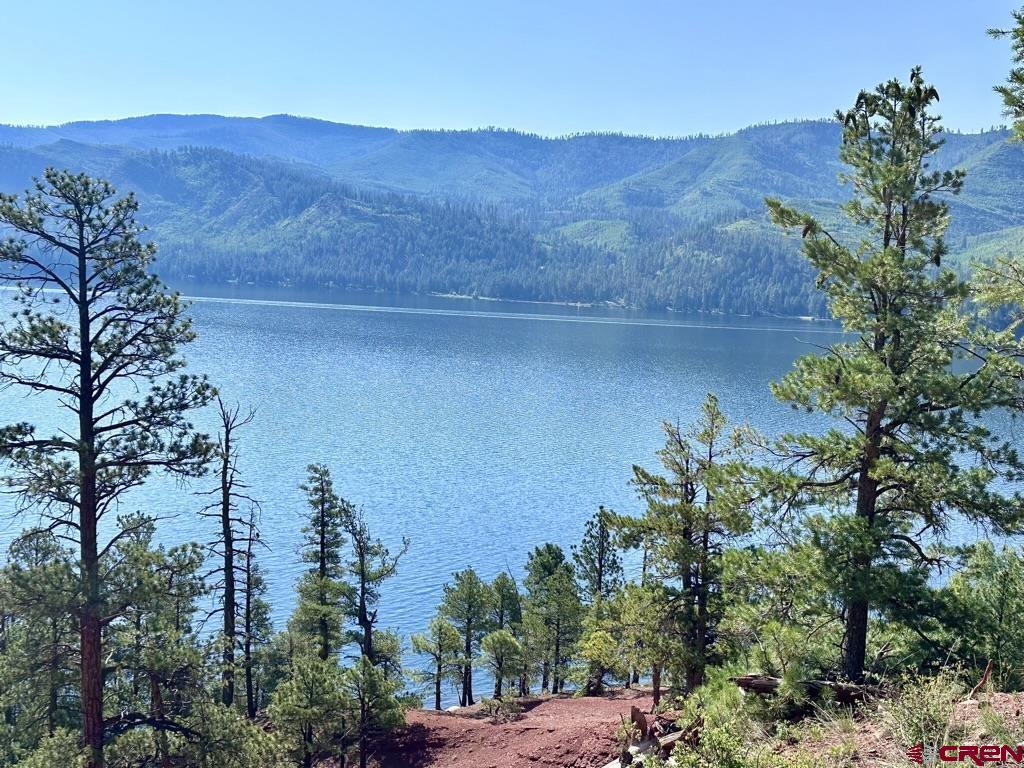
(1, 0), (1019, 136)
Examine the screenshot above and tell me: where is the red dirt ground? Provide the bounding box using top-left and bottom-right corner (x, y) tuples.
(377, 690), (653, 768)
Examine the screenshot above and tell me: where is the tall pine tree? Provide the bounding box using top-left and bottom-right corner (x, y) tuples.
(611, 393), (751, 690)
(0, 171), (213, 767)
(292, 464), (352, 660)
(765, 69), (1024, 681)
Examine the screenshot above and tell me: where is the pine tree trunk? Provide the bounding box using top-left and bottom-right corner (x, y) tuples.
(843, 598), (869, 682)
(150, 674), (172, 768)
(690, 529), (710, 691)
(359, 696), (369, 768)
(359, 582), (373, 663)
(243, 528), (257, 719)
(242, 617), (254, 718)
(301, 723), (313, 768)
(552, 625), (561, 694)
(843, 527), (873, 683)
(78, 255), (105, 768)
(463, 623), (474, 705)
(81, 611), (103, 767)
(244, 642), (255, 719)
(435, 662), (442, 710)
(1, 616), (13, 727)
(844, 406), (883, 683)
(318, 509), (329, 660)
(221, 431), (236, 707)
(463, 663), (474, 705)
(47, 620), (58, 735)
(494, 659), (503, 699)
(221, 454), (234, 708)
(652, 664), (662, 708)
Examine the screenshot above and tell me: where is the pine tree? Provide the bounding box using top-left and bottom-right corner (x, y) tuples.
(292, 464), (352, 660)
(177, 699), (283, 768)
(944, 543), (1024, 690)
(480, 629), (523, 699)
(514, 611), (548, 696)
(991, 9), (1024, 141)
(575, 609), (626, 697)
(439, 568), (494, 706)
(614, 584), (683, 707)
(764, 68), (1024, 682)
(572, 507), (623, 604)
(199, 397), (258, 708)
(103, 519), (208, 763)
(269, 655), (352, 768)
(490, 572), (522, 632)
(342, 506), (408, 665)
(981, 9), (1024, 348)
(240, 508), (272, 720)
(484, 573), (523, 697)
(718, 539), (841, 682)
(411, 617), (462, 710)
(522, 545), (582, 694)
(343, 655), (405, 768)
(0, 171), (214, 767)
(0, 532), (77, 747)
(611, 393), (750, 691)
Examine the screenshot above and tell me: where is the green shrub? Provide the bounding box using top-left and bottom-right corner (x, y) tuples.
(18, 729), (86, 768)
(183, 701), (284, 767)
(673, 721), (747, 768)
(677, 667), (749, 730)
(481, 696), (523, 723)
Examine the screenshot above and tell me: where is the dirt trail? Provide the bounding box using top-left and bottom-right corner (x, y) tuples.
(378, 690), (653, 768)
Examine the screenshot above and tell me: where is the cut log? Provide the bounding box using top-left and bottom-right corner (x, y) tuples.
(731, 674), (876, 704)
(732, 675), (783, 696)
(657, 715), (702, 756)
(657, 730), (685, 751)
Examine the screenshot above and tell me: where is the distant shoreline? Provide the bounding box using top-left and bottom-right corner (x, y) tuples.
(201, 282), (834, 322)
(4, 279), (835, 324)
(425, 289), (838, 323)
(427, 290), (833, 322)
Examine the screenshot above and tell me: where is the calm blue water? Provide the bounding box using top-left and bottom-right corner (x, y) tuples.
(0, 285), (1010, 702)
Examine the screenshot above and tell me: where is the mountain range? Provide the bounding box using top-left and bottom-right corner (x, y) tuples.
(1, 114), (1022, 316)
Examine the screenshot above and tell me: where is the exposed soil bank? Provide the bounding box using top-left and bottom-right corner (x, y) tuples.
(378, 689), (653, 768)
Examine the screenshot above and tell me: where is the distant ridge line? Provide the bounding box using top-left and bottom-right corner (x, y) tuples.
(1, 113), (859, 144)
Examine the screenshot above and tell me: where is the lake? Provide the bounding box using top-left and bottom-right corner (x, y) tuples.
(0, 285), (1002, 703)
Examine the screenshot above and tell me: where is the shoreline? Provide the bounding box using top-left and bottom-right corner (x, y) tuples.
(428, 291), (832, 322)
(176, 280), (834, 323)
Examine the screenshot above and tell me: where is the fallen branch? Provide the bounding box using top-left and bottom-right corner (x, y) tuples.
(731, 674), (877, 704)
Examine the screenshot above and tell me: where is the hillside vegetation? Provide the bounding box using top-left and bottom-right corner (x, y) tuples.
(1, 117), (1022, 315)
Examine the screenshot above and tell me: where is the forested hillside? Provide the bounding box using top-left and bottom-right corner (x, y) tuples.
(1, 117), (1022, 315)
